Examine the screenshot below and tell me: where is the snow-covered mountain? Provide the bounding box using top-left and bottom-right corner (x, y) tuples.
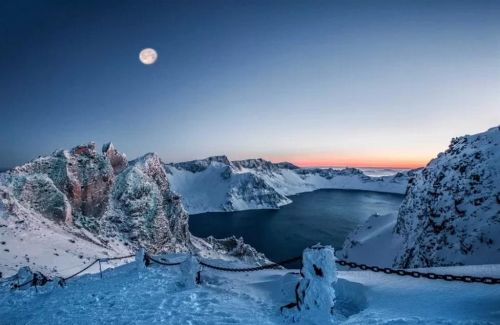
(166, 157), (412, 214)
(0, 143), (267, 277)
(342, 126), (500, 268)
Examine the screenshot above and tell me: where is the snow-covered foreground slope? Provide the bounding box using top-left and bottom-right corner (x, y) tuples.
(1, 255), (499, 324)
(342, 126), (500, 268)
(167, 157), (412, 214)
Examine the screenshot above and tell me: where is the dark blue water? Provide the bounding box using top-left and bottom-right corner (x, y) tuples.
(189, 189), (403, 264)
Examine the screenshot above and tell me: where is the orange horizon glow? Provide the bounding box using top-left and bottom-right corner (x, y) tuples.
(268, 154), (430, 169)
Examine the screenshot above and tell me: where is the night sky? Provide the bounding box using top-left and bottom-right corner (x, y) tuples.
(1, 0), (499, 168)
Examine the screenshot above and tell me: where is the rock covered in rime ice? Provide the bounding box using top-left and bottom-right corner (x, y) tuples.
(104, 152), (190, 253)
(283, 245), (337, 324)
(179, 254), (200, 288)
(200, 236), (268, 264)
(1, 143), (190, 256)
(394, 126), (500, 268)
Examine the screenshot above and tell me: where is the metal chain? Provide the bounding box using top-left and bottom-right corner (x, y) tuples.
(148, 255), (184, 266)
(6, 252), (500, 290)
(197, 256), (302, 272)
(335, 259), (500, 285)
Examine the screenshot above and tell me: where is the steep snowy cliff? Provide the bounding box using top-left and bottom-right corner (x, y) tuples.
(393, 126), (500, 268)
(342, 126), (500, 268)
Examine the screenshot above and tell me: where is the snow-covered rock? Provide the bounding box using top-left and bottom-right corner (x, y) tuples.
(283, 245), (337, 324)
(102, 152), (190, 253)
(102, 142), (128, 174)
(394, 126), (500, 268)
(342, 126), (500, 268)
(167, 156), (412, 214)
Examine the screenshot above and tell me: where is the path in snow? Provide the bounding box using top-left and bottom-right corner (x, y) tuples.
(1, 259), (500, 324)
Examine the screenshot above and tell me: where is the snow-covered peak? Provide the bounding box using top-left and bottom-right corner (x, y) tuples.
(102, 142), (128, 174)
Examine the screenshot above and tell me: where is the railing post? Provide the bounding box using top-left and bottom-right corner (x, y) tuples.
(282, 244), (337, 323)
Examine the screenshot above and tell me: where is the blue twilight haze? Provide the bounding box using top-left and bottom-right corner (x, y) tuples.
(0, 0), (499, 168)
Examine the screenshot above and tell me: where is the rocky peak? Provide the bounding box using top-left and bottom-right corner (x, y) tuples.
(71, 142), (97, 157)
(274, 162), (299, 170)
(102, 142), (128, 174)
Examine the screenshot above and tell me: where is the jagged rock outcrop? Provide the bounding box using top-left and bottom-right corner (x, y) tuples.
(393, 126), (500, 268)
(103, 153), (189, 252)
(10, 142), (114, 222)
(1, 143), (189, 255)
(102, 142), (128, 174)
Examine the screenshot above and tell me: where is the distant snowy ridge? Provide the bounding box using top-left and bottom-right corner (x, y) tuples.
(0, 143), (268, 277)
(166, 157), (413, 214)
(342, 126), (500, 268)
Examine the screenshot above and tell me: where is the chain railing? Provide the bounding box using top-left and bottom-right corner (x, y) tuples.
(335, 259), (500, 285)
(3, 251), (500, 292)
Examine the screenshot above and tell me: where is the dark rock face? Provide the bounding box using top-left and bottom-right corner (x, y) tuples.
(394, 126), (500, 268)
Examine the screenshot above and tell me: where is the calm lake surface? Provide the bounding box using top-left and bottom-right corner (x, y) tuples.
(189, 189), (403, 265)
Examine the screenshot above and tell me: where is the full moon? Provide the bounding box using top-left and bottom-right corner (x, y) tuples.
(139, 48), (158, 65)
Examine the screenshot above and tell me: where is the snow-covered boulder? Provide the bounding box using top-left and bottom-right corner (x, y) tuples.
(283, 245), (337, 324)
(179, 254), (201, 288)
(195, 235), (268, 264)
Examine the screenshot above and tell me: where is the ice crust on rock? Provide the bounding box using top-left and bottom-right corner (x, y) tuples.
(283, 245), (337, 324)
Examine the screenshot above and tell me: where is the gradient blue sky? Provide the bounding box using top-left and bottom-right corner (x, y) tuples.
(1, 0), (499, 168)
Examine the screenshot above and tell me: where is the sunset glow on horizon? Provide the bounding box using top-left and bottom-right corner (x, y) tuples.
(267, 154), (430, 169)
